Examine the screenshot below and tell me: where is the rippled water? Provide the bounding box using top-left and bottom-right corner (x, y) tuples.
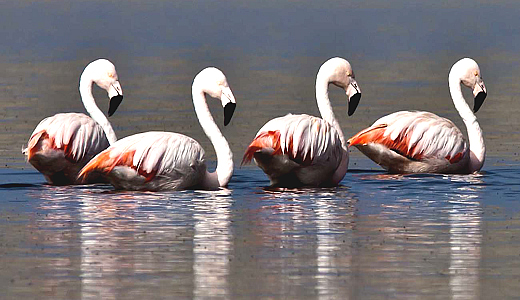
(3, 0), (520, 299)
(1, 166), (520, 299)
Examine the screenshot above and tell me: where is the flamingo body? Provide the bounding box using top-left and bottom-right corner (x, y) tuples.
(25, 113), (111, 184)
(78, 132), (207, 191)
(348, 57), (487, 174)
(348, 111), (470, 173)
(243, 114), (346, 187)
(23, 59), (124, 185)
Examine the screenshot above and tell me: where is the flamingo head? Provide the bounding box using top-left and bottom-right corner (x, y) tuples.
(82, 59), (124, 117)
(194, 67), (237, 126)
(451, 58), (487, 113)
(319, 57), (362, 116)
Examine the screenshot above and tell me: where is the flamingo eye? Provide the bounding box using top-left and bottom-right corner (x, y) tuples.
(474, 71), (479, 77)
(108, 72), (114, 78)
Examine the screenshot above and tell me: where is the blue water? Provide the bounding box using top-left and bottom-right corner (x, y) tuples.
(1, 162), (520, 299)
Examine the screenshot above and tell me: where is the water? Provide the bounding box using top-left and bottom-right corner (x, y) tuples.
(2, 0), (520, 299)
(2, 167), (520, 299)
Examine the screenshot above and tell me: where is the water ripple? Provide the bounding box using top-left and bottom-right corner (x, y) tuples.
(1, 166), (520, 299)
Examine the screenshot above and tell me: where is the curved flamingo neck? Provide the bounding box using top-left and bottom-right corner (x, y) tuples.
(79, 73), (117, 144)
(192, 89), (233, 189)
(449, 76), (485, 172)
(315, 74), (346, 150)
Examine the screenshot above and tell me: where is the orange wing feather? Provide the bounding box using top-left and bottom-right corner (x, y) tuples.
(26, 130), (47, 161)
(348, 124), (425, 161)
(243, 114), (343, 168)
(242, 131), (282, 164)
(26, 130), (78, 163)
(242, 130), (315, 166)
(78, 149), (158, 182)
(349, 122), (465, 164)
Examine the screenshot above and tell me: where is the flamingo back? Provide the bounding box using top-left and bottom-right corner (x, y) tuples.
(78, 131), (206, 190)
(25, 113), (110, 164)
(243, 114), (343, 166)
(242, 114), (346, 186)
(349, 111), (468, 163)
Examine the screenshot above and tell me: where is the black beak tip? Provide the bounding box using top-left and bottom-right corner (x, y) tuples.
(224, 102), (236, 126)
(473, 91), (487, 113)
(348, 93), (362, 116)
(108, 95), (123, 117)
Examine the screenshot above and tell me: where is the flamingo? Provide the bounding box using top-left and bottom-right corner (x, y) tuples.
(348, 58), (487, 174)
(23, 59), (124, 185)
(242, 57), (362, 187)
(78, 67), (236, 191)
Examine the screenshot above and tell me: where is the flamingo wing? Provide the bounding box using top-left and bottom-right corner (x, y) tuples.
(348, 111), (467, 163)
(25, 113), (110, 163)
(78, 131), (206, 189)
(243, 114), (343, 166)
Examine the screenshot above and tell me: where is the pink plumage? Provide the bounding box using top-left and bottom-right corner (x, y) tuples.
(348, 111), (468, 173)
(78, 132), (207, 191)
(243, 114), (346, 186)
(348, 58), (488, 174)
(25, 113), (111, 184)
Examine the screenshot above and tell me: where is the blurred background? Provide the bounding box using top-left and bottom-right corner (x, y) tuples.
(1, 0), (520, 169)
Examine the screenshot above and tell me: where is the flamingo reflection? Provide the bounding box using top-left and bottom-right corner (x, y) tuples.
(31, 185), (223, 299)
(192, 189), (233, 299)
(447, 175), (483, 300)
(260, 187), (357, 298)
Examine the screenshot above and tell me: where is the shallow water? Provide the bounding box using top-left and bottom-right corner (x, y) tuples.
(3, 0), (520, 299)
(2, 166), (520, 299)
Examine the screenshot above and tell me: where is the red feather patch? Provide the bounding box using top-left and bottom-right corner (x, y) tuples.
(445, 152), (464, 164)
(78, 149), (158, 182)
(26, 130), (78, 163)
(348, 124), (425, 161)
(242, 129), (315, 166)
(242, 131), (282, 165)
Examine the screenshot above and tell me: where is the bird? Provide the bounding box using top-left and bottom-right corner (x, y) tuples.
(78, 67), (237, 191)
(23, 59), (124, 185)
(348, 57), (487, 174)
(242, 57), (362, 187)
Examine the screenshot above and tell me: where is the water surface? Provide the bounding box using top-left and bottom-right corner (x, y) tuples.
(1, 166), (520, 299)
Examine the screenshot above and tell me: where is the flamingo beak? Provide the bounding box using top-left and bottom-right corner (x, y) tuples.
(346, 80), (361, 116)
(108, 81), (123, 117)
(472, 79), (487, 113)
(221, 86), (236, 126)
(224, 103), (236, 126)
(473, 92), (487, 113)
(108, 95), (123, 117)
